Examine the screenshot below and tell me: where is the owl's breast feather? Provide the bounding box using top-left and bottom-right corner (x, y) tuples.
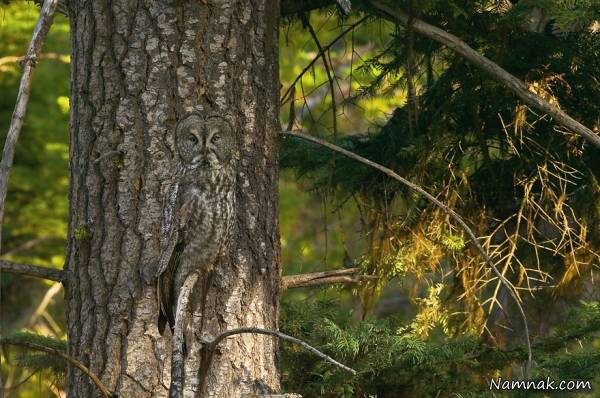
(179, 174), (235, 261)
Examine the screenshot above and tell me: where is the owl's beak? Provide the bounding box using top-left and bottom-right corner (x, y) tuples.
(191, 154), (211, 167)
(201, 149), (211, 167)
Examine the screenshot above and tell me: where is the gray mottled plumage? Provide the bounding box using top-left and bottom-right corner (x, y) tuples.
(157, 113), (236, 335)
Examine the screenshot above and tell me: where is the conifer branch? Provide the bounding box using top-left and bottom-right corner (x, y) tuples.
(282, 267), (376, 289)
(281, 129), (533, 370)
(203, 327), (357, 375)
(0, 260), (64, 283)
(0, 0), (59, 255)
(0, 337), (114, 397)
(281, 0), (600, 148)
(281, 16), (369, 105)
(368, 0), (600, 149)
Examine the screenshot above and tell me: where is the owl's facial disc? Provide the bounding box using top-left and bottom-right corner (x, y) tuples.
(202, 118), (233, 168)
(176, 114), (234, 169)
(176, 115), (204, 165)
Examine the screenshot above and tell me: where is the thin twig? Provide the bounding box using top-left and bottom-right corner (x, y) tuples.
(0, 338), (114, 397)
(0, 52), (68, 68)
(303, 15), (338, 138)
(281, 16), (369, 105)
(28, 282), (63, 327)
(302, 15), (340, 241)
(282, 267), (377, 289)
(405, 0), (419, 136)
(0, 0), (59, 255)
(0, 260), (64, 283)
(286, 86), (297, 131)
(0, 370), (38, 394)
(203, 327), (356, 375)
(368, 0), (600, 149)
(1, 236), (58, 257)
(280, 130), (533, 369)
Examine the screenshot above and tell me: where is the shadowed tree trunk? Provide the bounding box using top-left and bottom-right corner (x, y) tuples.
(65, 0), (281, 396)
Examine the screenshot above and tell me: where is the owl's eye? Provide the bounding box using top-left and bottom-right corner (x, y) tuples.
(187, 134), (198, 145)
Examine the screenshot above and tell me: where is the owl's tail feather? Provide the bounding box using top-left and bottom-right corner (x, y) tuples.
(158, 305), (175, 336)
(158, 312), (168, 335)
(157, 278), (174, 336)
(157, 250), (178, 335)
(158, 312), (167, 336)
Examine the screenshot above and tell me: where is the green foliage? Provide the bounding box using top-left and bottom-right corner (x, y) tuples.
(5, 330), (67, 351)
(0, 2), (70, 252)
(1, 4), (70, 395)
(281, 2), (600, 395)
(282, 0), (600, 334)
(511, 0), (600, 33)
(1, 1), (599, 397)
(0, 1), (70, 329)
(441, 234), (465, 251)
(281, 297), (483, 397)
(2, 331), (67, 379)
(281, 300), (600, 397)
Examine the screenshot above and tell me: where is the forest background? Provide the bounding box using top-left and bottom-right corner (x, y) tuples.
(1, 0), (600, 396)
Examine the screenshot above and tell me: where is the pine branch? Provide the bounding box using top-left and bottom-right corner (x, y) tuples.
(203, 327), (357, 375)
(280, 0), (600, 148)
(0, 0), (60, 255)
(282, 267), (376, 289)
(281, 16), (369, 105)
(0, 260), (64, 283)
(1, 336), (114, 397)
(368, 0), (600, 149)
(280, 129), (533, 371)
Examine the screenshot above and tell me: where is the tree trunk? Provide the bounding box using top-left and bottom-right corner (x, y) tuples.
(65, 1), (281, 397)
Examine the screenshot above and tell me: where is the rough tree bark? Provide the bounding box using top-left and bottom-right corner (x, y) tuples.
(65, 1), (281, 397)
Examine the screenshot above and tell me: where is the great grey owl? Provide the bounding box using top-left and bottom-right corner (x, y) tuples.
(157, 113), (236, 335)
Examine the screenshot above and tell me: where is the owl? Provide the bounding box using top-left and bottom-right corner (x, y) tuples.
(157, 113), (236, 335)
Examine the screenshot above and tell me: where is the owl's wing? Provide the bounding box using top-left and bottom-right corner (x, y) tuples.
(157, 182), (181, 334)
(156, 187), (199, 334)
(157, 239), (182, 334)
